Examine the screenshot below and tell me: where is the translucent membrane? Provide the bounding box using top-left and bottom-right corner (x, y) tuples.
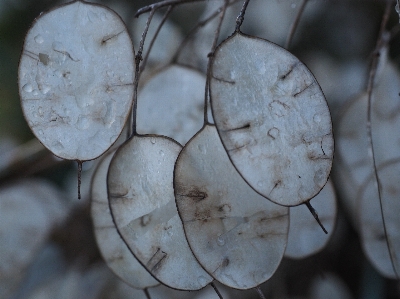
(19, 1), (134, 161)
(174, 125), (289, 289)
(91, 150), (159, 289)
(107, 135), (213, 290)
(210, 32), (333, 206)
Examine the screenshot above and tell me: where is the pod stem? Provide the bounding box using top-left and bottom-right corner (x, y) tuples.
(210, 282), (224, 299)
(144, 287), (152, 299)
(235, 0), (251, 32)
(77, 160), (82, 200)
(131, 8), (156, 137)
(306, 201), (328, 234)
(204, 0), (229, 125)
(285, 0), (308, 49)
(255, 286), (266, 299)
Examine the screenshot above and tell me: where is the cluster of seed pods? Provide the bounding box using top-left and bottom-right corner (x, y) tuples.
(18, 0), (337, 295)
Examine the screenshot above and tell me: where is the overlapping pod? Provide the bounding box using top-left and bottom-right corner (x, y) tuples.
(91, 151), (159, 289)
(137, 65), (206, 145)
(358, 159), (400, 279)
(210, 32), (333, 206)
(107, 135), (213, 290)
(19, 1), (134, 161)
(174, 125), (289, 289)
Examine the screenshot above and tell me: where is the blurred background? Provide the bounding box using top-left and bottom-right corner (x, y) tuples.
(1, 0), (400, 298)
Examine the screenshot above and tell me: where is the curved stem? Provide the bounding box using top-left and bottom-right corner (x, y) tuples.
(131, 9), (156, 137)
(204, 0), (229, 125)
(285, 0), (308, 49)
(140, 6), (174, 73)
(366, 0), (398, 278)
(135, 0), (205, 18)
(210, 282), (224, 299)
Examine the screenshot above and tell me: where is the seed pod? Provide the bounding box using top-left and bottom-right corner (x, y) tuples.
(210, 32), (333, 206)
(19, 1), (134, 161)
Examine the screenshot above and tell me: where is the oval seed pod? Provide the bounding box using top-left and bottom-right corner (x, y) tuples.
(210, 32), (333, 206)
(107, 135), (213, 290)
(285, 179), (337, 259)
(90, 150), (159, 289)
(137, 65), (206, 145)
(358, 159), (400, 279)
(174, 125), (289, 289)
(19, 1), (134, 161)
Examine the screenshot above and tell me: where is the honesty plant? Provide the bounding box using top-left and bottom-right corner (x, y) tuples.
(18, 0), (400, 298)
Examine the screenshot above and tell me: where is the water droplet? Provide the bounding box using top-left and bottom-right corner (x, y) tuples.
(41, 84), (50, 94)
(198, 144), (206, 153)
(291, 3), (297, 9)
(217, 236), (225, 246)
(150, 137), (156, 144)
(257, 180), (264, 187)
(33, 89), (39, 96)
(38, 106), (43, 115)
(313, 114), (321, 123)
(197, 276), (209, 286)
(106, 70), (114, 77)
(141, 214), (151, 226)
(38, 129), (44, 135)
(33, 112), (38, 118)
(34, 34), (44, 44)
(22, 83), (33, 93)
(159, 150), (164, 156)
(167, 229), (173, 237)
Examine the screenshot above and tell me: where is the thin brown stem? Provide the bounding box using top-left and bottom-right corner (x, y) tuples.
(144, 287), (152, 299)
(255, 286), (266, 299)
(285, 0), (308, 49)
(140, 6), (174, 73)
(306, 201), (328, 234)
(77, 160), (82, 200)
(210, 282), (224, 299)
(366, 0), (398, 278)
(204, 0), (229, 125)
(172, 0), (241, 64)
(235, 0), (250, 32)
(131, 9), (156, 137)
(135, 0), (205, 18)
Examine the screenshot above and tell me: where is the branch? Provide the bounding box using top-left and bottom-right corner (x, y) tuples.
(135, 0), (205, 18)
(204, 0), (229, 125)
(235, 0), (251, 32)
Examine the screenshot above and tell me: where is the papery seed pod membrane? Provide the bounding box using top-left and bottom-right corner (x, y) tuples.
(91, 150), (159, 289)
(108, 135), (213, 290)
(174, 125), (289, 289)
(19, 1), (134, 161)
(210, 32), (333, 206)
